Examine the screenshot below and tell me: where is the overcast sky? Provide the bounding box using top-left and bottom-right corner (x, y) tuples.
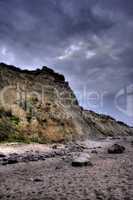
(0, 0), (133, 125)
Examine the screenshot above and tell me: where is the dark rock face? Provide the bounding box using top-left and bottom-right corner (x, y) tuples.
(108, 144), (125, 154)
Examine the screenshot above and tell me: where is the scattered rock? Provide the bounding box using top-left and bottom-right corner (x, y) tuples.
(109, 137), (121, 140)
(91, 150), (98, 154)
(26, 154), (39, 162)
(52, 144), (58, 149)
(0, 148), (68, 165)
(6, 157), (18, 165)
(1, 158), (8, 165)
(108, 144), (125, 154)
(68, 143), (86, 152)
(9, 153), (19, 157)
(33, 178), (43, 182)
(0, 153), (6, 158)
(55, 166), (62, 170)
(72, 153), (93, 167)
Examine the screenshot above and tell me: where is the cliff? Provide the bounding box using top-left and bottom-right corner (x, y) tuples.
(0, 63), (132, 143)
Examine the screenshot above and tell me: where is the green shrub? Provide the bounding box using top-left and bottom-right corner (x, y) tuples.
(0, 118), (16, 141)
(10, 116), (20, 125)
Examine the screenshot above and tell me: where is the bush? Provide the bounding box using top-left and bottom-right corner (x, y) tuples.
(0, 118), (16, 141)
(0, 108), (24, 142)
(10, 116), (20, 125)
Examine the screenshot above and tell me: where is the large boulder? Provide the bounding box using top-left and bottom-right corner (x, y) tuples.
(108, 144), (125, 154)
(72, 153), (93, 167)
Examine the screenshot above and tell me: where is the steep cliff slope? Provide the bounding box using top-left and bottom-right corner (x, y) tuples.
(0, 63), (132, 143)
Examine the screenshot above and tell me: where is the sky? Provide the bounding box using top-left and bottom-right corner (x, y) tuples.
(0, 0), (133, 125)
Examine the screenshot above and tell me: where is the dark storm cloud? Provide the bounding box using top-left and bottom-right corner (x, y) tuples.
(0, 0), (114, 65)
(0, 0), (133, 125)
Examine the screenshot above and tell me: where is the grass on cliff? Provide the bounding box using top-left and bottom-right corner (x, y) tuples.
(0, 119), (28, 143)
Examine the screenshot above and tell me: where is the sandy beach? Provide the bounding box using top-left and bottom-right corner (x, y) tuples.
(0, 137), (133, 200)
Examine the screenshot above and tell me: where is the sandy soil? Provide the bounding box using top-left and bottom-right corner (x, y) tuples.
(0, 137), (133, 200)
(0, 143), (64, 155)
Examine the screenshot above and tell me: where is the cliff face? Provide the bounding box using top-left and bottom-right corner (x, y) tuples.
(83, 110), (133, 138)
(0, 63), (132, 143)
